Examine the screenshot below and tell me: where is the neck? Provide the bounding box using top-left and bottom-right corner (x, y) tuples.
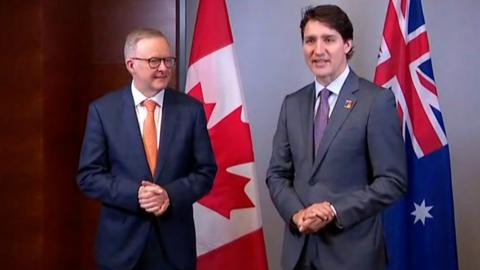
(133, 82), (162, 98)
(140, 89), (161, 98)
(316, 63), (348, 86)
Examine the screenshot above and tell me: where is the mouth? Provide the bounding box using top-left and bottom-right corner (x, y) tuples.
(312, 59), (329, 65)
(153, 74), (168, 80)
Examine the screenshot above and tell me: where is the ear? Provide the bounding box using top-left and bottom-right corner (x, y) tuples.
(344, 39), (353, 54)
(125, 59), (135, 74)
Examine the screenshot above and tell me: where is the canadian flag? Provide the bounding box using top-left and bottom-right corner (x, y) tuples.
(186, 0), (269, 269)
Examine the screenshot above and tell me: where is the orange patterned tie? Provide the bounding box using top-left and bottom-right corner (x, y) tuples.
(142, 99), (157, 176)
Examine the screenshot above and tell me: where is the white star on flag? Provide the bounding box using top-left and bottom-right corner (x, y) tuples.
(411, 199), (434, 225)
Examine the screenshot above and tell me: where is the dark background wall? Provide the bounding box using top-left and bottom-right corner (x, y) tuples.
(0, 1), (177, 269)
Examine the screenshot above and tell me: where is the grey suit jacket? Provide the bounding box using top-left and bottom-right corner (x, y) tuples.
(266, 70), (407, 270)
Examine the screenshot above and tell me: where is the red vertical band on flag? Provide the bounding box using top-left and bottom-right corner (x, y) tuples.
(189, 0), (233, 65)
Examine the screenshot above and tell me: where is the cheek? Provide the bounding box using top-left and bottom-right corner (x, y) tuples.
(303, 45), (312, 55)
(303, 49), (312, 61)
(145, 71), (156, 78)
(135, 68), (150, 78)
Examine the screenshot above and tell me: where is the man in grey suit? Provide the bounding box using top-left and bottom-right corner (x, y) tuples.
(266, 5), (407, 270)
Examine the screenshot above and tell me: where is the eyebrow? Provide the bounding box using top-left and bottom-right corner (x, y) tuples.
(304, 34), (336, 40)
(321, 34), (337, 39)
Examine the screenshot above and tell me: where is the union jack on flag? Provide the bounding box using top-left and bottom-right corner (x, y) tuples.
(374, 0), (458, 269)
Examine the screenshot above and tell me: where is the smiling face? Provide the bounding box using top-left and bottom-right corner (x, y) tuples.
(302, 20), (352, 86)
(125, 36), (173, 97)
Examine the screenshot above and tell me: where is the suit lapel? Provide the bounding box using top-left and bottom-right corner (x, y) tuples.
(121, 88), (151, 178)
(154, 89), (177, 181)
(300, 83), (316, 166)
(310, 71), (359, 178)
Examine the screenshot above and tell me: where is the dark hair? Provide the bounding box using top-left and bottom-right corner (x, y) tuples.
(300, 5), (354, 59)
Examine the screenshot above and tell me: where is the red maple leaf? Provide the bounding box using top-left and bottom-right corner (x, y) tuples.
(189, 83), (215, 121)
(189, 83), (255, 218)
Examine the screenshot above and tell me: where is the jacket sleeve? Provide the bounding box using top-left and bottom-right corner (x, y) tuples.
(266, 97), (305, 225)
(76, 103), (141, 212)
(162, 104), (217, 213)
(332, 89), (408, 229)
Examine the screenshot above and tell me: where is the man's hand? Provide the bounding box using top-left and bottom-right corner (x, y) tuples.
(138, 181), (170, 216)
(293, 209), (320, 233)
(292, 209), (308, 230)
(293, 201), (335, 234)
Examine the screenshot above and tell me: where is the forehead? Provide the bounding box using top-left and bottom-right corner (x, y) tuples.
(303, 20), (341, 37)
(135, 37), (171, 57)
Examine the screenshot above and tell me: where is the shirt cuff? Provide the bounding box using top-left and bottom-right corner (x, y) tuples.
(329, 203), (343, 229)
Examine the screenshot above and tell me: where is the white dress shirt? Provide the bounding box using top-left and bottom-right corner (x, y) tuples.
(131, 82), (165, 148)
(314, 65), (351, 117)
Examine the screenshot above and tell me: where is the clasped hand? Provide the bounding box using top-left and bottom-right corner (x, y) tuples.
(138, 181), (170, 216)
(292, 201), (335, 234)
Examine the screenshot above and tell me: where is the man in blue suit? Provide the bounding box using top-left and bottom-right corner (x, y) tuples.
(77, 28), (217, 270)
(266, 5), (407, 270)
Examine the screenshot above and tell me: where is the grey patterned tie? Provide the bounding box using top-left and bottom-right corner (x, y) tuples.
(314, 88), (330, 155)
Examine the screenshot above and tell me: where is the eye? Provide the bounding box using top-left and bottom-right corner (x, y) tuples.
(304, 37), (315, 44)
(165, 57), (176, 66)
(149, 58), (161, 65)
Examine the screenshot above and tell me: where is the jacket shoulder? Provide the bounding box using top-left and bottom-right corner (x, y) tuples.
(358, 77), (386, 92)
(289, 82), (314, 97)
(282, 82), (315, 104)
(165, 88), (203, 109)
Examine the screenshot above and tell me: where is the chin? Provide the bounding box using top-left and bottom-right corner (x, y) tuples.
(153, 84), (168, 91)
(311, 67), (329, 75)
(313, 72), (332, 79)
(152, 81), (168, 90)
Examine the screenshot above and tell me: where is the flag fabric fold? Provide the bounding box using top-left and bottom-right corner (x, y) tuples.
(374, 1), (458, 269)
(186, 0), (269, 269)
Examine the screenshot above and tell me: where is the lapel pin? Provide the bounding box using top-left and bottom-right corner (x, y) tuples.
(344, 99), (354, 109)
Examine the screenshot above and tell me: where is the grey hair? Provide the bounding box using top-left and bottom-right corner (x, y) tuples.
(123, 28), (167, 61)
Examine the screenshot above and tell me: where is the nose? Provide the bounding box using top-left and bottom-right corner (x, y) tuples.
(313, 41), (325, 55)
(156, 60), (168, 71)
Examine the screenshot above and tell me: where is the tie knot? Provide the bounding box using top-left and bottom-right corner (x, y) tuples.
(320, 88), (330, 101)
(143, 99), (157, 112)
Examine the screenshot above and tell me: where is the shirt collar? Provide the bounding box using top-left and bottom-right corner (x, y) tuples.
(131, 81), (165, 107)
(315, 65), (350, 97)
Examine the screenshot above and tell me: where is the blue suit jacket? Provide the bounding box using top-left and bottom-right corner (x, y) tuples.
(267, 71), (407, 270)
(77, 86), (217, 270)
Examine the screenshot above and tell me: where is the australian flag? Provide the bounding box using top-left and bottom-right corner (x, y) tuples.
(374, 0), (458, 269)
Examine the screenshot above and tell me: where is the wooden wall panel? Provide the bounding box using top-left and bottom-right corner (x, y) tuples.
(91, 0), (176, 64)
(0, 1), (44, 269)
(41, 0), (91, 268)
(0, 0), (177, 269)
